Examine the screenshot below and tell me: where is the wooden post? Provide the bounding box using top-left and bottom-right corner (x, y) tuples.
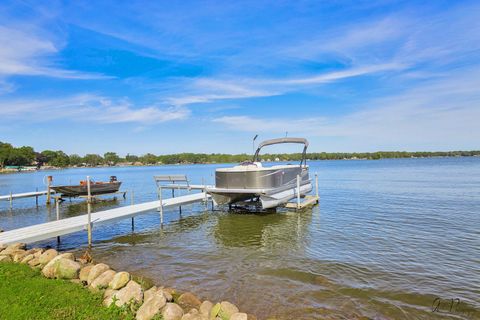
(46, 176), (52, 205)
(297, 174), (301, 209)
(35, 187), (39, 207)
(56, 198), (60, 243)
(87, 176), (92, 246)
(9, 191), (12, 209)
(131, 190), (134, 231)
(315, 172), (319, 203)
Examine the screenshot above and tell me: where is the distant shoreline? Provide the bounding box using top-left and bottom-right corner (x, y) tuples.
(1, 154), (478, 174)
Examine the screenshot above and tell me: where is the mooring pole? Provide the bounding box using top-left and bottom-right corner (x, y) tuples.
(9, 191), (12, 209)
(46, 176), (52, 205)
(86, 176), (92, 247)
(131, 190), (134, 231)
(297, 174), (301, 209)
(35, 187), (39, 207)
(315, 172), (319, 203)
(56, 198), (60, 244)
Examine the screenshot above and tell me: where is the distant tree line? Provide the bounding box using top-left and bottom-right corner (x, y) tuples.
(1, 141), (479, 168)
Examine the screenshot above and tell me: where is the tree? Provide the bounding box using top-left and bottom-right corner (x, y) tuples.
(69, 154), (83, 166)
(125, 154), (139, 163)
(139, 153), (158, 164)
(0, 142), (13, 168)
(50, 151), (70, 167)
(40, 150), (58, 164)
(7, 146), (35, 166)
(83, 154), (103, 166)
(104, 152), (120, 165)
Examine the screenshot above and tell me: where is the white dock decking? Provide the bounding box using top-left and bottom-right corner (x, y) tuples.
(0, 192), (209, 245)
(0, 190), (53, 201)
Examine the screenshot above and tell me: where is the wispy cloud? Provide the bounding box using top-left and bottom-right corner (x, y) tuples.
(213, 67), (480, 150)
(0, 25), (108, 79)
(168, 62), (404, 106)
(0, 94), (189, 124)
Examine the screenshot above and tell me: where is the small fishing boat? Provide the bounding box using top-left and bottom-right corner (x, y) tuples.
(51, 176), (122, 197)
(206, 137), (312, 209)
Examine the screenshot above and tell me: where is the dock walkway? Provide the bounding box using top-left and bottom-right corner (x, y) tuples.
(0, 192), (208, 245)
(0, 190), (53, 201)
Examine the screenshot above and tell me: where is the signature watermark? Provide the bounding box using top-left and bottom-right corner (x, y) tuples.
(432, 297), (478, 318)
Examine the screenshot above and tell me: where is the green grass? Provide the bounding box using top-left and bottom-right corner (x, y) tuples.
(0, 262), (135, 320)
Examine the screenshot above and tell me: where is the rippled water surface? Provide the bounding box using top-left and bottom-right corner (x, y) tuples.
(1, 158), (479, 319)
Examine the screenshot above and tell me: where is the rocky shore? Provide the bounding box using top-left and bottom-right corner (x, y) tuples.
(0, 243), (254, 320)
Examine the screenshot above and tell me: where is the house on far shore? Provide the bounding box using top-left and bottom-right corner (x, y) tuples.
(3, 166), (37, 172)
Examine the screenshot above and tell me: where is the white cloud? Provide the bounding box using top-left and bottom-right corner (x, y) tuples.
(0, 94), (189, 124)
(167, 63), (404, 106)
(0, 25), (108, 79)
(212, 68), (480, 150)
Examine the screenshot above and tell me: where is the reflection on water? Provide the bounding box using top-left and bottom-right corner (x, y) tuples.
(214, 210), (312, 249)
(63, 198), (121, 217)
(1, 158), (479, 319)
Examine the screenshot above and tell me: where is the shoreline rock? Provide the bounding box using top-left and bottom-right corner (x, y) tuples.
(0, 243), (255, 320)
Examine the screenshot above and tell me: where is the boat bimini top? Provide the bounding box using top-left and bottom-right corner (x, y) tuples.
(253, 137), (309, 167)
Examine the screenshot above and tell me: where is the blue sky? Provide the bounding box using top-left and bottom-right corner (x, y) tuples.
(0, 0), (479, 155)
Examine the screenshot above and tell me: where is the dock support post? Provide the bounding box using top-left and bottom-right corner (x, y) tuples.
(9, 191), (12, 209)
(35, 187), (39, 207)
(131, 190), (134, 231)
(87, 176), (92, 247)
(156, 185), (164, 225)
(159, 188), (163, 225)
(297, 174), (301, 209)
(56, 198), (60, 244)
(46, 176), (52, 205)
(315, 172), (319, 204)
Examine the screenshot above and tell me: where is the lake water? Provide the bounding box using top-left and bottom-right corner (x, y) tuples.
(1, 158), (479, 319)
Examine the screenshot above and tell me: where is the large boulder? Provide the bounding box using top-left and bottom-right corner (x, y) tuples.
(58, 252), (75, 260)
(90, 270), (116, 291)
(43, 257), (80, 279)
(87, 263), (110, 285)
(42, 253), (77, 278)
(177, 292), (201, 312)
(114, 280), (143, 307)
(38, 249), (58, 266)
(161, 303), (184, 320)
(199, 301), (213, 317)
(136, 290), (167, 320)
(28, 257), (41, 267)
(181, 309), (208, 320)
(0, 255), (12, 262)
(230, 313), (248, 320)
(2, 243), (26, 255)
(210, 301), (239, 320)
(219, 301), (239, 320)
(109, 271), (130, 290)
(103, 289), (119, 307)
(181, 309), (206, 320)
(79, 265), (93, 282)
(143, 286), (158, 302)
(12, 250), (27, 262)
(33, 249), (44, 258)
(20, 254), (35, 264)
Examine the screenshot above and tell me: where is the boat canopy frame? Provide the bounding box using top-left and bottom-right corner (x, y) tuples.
(252, 137), (309, 167)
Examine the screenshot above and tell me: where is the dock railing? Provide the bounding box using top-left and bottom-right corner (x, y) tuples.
(154, 175), (190, 224)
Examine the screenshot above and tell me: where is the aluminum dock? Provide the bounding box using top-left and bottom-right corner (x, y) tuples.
(0, 192), (209, 245)
(0, 190), (53, 201)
